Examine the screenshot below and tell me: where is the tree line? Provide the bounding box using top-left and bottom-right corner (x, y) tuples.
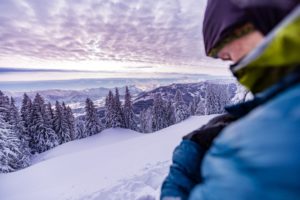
(0, 91), (76, 172)
(139, 82), (233, 133)
(0, 82), (235, 173)
(77, 86), (138, 137)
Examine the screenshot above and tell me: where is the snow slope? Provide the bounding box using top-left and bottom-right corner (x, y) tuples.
(0, 115), (214, 200)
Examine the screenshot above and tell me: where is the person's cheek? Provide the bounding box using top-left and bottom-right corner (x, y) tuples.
(231, 42), (245, 62)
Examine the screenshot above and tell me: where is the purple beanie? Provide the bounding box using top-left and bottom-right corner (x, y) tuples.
(203, 0), (299, 56)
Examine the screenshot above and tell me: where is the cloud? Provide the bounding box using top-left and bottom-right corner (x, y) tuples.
(0, 0), (219, 67)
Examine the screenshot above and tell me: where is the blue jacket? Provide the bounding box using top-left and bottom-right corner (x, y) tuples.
(161, 76), (300, 200)
(161, 6), (300, 200)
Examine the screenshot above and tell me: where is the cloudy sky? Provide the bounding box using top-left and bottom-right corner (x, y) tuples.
(0, 0), (228, 75)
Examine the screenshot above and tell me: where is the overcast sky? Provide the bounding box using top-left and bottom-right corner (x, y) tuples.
(0, 0), (228, 75)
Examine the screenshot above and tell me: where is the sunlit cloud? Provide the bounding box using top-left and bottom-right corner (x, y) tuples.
(0, 0), (226, 71)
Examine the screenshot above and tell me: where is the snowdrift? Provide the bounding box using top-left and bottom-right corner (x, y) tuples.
(0, 116), (214, 200)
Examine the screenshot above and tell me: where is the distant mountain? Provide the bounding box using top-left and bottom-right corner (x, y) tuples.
(4, 79), (240, 118)
(0, 71), (231, 92)
(132, 80), (238, 114)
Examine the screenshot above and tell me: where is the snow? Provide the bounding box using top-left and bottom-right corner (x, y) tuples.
(31, 128), (143, 164)
(0, 115), (215, 200)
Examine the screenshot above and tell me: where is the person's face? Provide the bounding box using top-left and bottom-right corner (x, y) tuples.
(217, 30), (264, 62)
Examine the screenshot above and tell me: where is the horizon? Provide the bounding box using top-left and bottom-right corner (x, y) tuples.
(0, 72), (233, 92)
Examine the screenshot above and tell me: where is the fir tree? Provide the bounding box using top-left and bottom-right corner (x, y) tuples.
(105, 90), (114, 128)
(62, 102), (72, 142)
(164, 99), (176, 127)
(0, 108), (30, 173)
(76, 119), (86, 139)
(195, 99), (206, 115)
(113, 88), (125, 128)
(189, 96), (206, 116)
(152, 94), (166, 131)
(123, 86), (137, 130)
(30, 93), (58, 153)
(20, 93), (33, 152)
(205, 83), (231, 114)
(8, 97), (23, 134)
(189, 96), (200, 116)
(53, 101), (71, 144)
(8, 97), (31, 158)
(85, 98), (102, 136)
(0, 90), (10, 122)
(66, 106), (76, 140)
(20, 93), (32, 139)
(45, 102), (54, 128)
(104, 88), (124, 128)
(140, 108), (153, 133)
(173, 90), (190, 123)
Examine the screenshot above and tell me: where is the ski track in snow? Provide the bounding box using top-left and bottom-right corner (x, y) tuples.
(79, 161), (170, 200)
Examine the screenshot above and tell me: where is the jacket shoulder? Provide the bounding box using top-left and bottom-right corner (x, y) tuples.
(192, 83), (300, 200)
(213, 82), (300, 158)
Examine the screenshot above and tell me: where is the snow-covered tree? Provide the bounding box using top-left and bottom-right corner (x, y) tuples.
(195, 99), (206, 115)
(53, 101), (71, 144)
(0, 90), (10, 122)
(152, 94), (167, 131)
(75, 119), (86, 139)
(205, 83), (231, 115)
(65, 105), (76, 140)
(45, 102), (54, 127)
(164, 99), (176, 127)
(0, 92), (31, 168)
(173, 90), (190, 123)
(8, 97), (31, 156)
(0, 109), (30, 173)
(123, 86), (137, 130)
(139, 108), (153, 133)
(231, 84), (252, 103)
(8, 97), (23, 134)
(62, 102), (74, 142)
(113, 88), (125, 128)
(190, 95), (206, 116)
(0, 95), (31, 172)
(105, 90), (114, 128)
(20, 93), (34, 153)
(104, 88), (125, 129)
(30, 93), (58, 153)
(85, 98), (102, 136)
(20, 93), (32, 138)
(189, 102), (195, 116)
(189, 96), (200, 116)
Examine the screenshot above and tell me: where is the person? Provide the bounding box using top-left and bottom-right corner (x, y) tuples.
(160, 0), (300, 199)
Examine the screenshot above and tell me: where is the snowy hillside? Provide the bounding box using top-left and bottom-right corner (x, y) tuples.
(133, 80), (237, 114)
(0, 115), (214, 200)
